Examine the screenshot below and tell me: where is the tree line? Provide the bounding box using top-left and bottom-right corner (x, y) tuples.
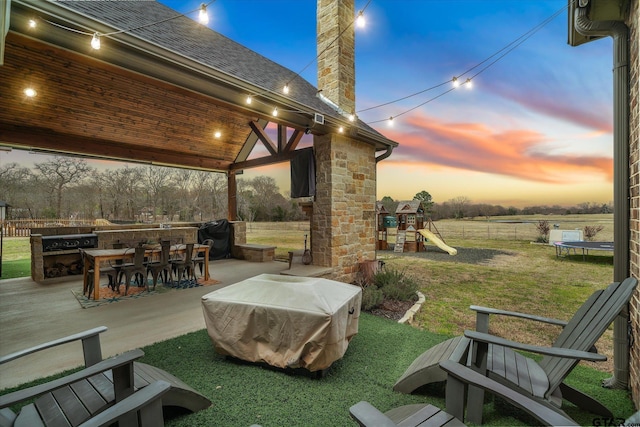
(380, 191), (612, 220)
(0, 157), (307, 223)
(0, 156), (612, 224)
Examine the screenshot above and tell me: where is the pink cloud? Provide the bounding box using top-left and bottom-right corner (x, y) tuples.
(381, 112), (613, 184)
(489, 82), (613, 133)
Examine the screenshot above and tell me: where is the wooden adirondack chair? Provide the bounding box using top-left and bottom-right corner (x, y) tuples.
(394, 277), (637, 424)
(0, 349), (165, 427)
(0, 326), (211, 427)
(350, 360), (578, 427)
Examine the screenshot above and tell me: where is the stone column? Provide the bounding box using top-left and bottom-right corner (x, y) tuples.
(317, 0), (356, 114)
(312, 133), (376, 283)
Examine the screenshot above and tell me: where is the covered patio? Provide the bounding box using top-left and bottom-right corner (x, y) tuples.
(0, 257), (289, 389)
(0, 0), (399, 283)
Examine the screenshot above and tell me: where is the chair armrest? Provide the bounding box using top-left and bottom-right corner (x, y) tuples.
(349, 401), (398, 427)
(470, 306), (567, 327)
(464, 331), (606, 361)
(0, 326), (108, 367)
(439, 360), (578, 426)
(78, 380), (170, 427)
(0, 349), (144, 409)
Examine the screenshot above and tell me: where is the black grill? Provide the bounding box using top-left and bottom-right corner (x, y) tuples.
(42, 234), (99, 252)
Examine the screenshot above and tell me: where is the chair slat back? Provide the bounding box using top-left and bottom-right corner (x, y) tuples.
(540, 277), (637, 395)
(160, 240), (171, 265)
(133, 246), (146, 267)
(184, 243), (195, 263)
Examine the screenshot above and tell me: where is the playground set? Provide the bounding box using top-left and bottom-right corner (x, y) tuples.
(376, 200), (457, 255)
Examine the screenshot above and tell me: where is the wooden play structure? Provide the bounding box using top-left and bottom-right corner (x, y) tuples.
(376, 200), (456, 255)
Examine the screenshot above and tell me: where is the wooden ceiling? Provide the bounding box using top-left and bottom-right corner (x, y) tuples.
(0, 0), (397, 174)
(0, 33), (303, 172)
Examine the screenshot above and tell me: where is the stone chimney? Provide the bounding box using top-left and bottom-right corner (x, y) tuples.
(317, 0), (356, 115)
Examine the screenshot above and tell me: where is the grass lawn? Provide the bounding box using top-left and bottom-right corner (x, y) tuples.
(3, 314), (634, 426)
(1, 215), (634, 425)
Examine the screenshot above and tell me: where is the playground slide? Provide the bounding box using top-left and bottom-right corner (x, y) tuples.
(417, 229), (457, 255)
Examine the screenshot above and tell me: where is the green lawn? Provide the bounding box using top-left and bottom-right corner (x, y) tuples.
(2, 314), (634, 426)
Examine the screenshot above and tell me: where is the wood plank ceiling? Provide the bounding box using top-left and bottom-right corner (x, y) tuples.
(0, 33), (300, 172)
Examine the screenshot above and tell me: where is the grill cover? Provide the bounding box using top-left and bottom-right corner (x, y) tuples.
(197, 220), (230, 260)
(201, 274), (361, 372)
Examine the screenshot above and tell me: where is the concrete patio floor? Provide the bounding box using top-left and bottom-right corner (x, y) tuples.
(0, 258), (291, 389)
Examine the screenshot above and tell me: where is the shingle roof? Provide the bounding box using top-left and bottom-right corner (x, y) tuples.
(55, 1), (389, 141)
(395, 200), (423, 214)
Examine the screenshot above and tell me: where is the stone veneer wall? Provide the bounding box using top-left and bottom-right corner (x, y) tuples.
(312, 133), (376, 283)
(628, 0), (639, 409)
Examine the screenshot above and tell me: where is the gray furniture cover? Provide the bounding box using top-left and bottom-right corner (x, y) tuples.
(202, 274), (362, 372)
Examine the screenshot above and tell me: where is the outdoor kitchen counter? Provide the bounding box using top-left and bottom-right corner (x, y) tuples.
(201, 274), (362, 373)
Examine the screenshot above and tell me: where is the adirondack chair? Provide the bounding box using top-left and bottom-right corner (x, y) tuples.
(0, 348), (164, 427)
(0, 326), (211, 427)
(393, 277), (637, 424)
(350, 360), (578, 427)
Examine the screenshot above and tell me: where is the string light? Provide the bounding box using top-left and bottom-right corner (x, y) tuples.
(360, 3), (568, 127)
(348, 113), (356, 122)
(214, 131), (221, 138)
(90, 33), (100, 50)
(356, 11), (366, 28)
(338, 126), (344, 133)
(246, 95), (253, 105)
(28, 19), (36, 28)
(272, 107), (278, 117)
(198, 4), (209, 25)
(283, 84), (290, 95)
(24, 88), (37, 97)
(388, 117), (394, 127)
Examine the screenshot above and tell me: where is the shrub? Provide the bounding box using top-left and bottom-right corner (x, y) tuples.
(374, 266), (419, 301)
(361, 285), (384, 311)
(583, 225), (604, 241)
(535, 220), (550, 243)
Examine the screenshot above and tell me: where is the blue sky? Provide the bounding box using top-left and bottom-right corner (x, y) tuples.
(168, 0), (615, 207)
(2, 0), (614, 208)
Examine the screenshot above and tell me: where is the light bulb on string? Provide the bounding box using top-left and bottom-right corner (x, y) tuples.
(24, 87), (37, 98)
(451, 76), (459, 88)
(283, 84), (289, 95)
(348, 113), (355, 122)
(246, 95), (252, 105)
(90, 33), (101, 50)
(214, 131), (221, 138)
(356, 11), (365, 28)
(28, 19), (36, 28)
(272, 107), (278, 117)
(388, 117), (394, 127)
(198, 4), (209, 25)
(465, 78), (473, 89)
(338, 126), (344, 133)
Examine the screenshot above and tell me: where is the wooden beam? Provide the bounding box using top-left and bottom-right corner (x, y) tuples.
(0, 125), (230, 171)
(227, 171), (237, 221)
(277, 125), (287, 152)
(248, 121), (277, 156)
(230, 151), (299, 171)
(285, 129), (304, 152)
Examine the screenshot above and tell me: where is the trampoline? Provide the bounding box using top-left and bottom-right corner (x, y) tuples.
(554, 241), (614, 260)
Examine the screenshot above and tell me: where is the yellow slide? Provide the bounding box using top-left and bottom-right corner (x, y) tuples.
(417, 229), (457, 255)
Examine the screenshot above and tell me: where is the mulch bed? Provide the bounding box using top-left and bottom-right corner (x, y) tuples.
(367, 299), (416, 321)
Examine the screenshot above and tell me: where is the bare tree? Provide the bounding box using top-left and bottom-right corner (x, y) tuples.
(33, 157), (93, 217)
(141, 165), (173, 221)
(448, 196), (471, 219)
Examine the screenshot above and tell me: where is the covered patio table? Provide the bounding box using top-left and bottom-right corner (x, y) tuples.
(201, 274), (362, 373)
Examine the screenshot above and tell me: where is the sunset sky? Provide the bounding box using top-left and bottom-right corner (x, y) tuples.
(1, 0), (614, 208)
